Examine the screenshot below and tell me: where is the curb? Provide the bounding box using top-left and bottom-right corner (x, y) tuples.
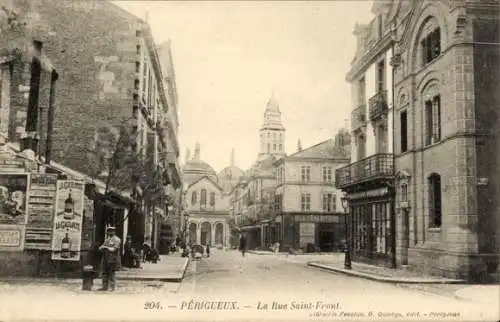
(307, 262), (465, 284)
(118, 258), (190, 283)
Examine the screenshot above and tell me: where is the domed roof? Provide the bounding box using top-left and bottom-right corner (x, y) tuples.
(182, 143), (218, 185)
(218, 165), (244, 179)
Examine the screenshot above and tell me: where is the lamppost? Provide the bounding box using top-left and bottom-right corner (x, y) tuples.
(341, 191), (352, 270)
(183, 212), (190, 245)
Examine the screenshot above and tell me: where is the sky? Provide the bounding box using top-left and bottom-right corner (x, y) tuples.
(114, 1), (374, 172)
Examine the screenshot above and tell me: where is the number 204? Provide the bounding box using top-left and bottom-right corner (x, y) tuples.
(144, 301), (162, 310)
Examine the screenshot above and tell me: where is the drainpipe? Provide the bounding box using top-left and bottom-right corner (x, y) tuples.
(45, 70), (58, 164)
(390, 32), (397, 269)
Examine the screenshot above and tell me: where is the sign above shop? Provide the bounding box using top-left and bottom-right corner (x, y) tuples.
(294, 214), (340, 223)
(348, 187), (389, 200)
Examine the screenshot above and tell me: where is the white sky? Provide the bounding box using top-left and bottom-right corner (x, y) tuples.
(114, 1), (374, 172)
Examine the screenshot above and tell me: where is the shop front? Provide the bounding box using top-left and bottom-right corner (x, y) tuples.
(347, 186), (396, 267)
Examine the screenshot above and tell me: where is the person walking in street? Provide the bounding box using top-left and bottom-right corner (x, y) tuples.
(239, 234), (246, 257)
(99, 226), (121, 291)
(206, 243), (210, 258)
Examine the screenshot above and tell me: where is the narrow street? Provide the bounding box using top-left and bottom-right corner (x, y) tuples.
(0, 249), (496, 321)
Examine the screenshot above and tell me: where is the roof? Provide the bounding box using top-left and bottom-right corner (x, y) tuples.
(218, 165), (244, 179)
(287, 139), (350, 160)
(186, 175), (222, 191)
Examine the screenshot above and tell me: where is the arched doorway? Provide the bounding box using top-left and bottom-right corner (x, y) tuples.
(215, 223), (224, 247)
(189, 223), (197, 244)
(200, 222), (212, 246)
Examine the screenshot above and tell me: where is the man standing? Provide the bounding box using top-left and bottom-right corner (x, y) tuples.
(239, 233), (246, 257)
(99, 226), (121, 291)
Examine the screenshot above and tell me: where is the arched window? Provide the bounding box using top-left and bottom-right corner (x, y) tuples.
(200, 189), (207, 206)
(428, 173), (442, 228)
(191, 191), (197, 205)
(209, 192), (216, 206)
(423, 83), (441, 146)
(418, 17), (441, 67)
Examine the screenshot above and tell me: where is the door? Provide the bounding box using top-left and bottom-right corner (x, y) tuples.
(402, 209), (409, 265)
(200, 232), (207, 246)
(318, 223), (335, 252)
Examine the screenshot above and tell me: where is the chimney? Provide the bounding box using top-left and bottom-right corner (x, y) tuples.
(230, 148), (235, 167)
(297, 139), (302, 152)
(194, 142), (200, 161)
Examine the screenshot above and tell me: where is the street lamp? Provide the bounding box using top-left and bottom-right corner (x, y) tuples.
(340, 191), (352, 270)
(183, 212), (190, 244)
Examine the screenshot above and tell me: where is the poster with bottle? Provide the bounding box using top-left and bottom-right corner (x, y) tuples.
(51, 180), (85, 261)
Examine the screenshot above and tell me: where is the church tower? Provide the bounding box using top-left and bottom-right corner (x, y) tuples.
(258, 91), (286, 160)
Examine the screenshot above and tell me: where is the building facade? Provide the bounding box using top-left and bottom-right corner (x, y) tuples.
(336, 1), (396, 267)
(391, 0), (500, 281)
(231, 94), (285, 250)
(182, 143), (230, 247)
(276, 133), (350, 252)
(338, 0), (500, 282)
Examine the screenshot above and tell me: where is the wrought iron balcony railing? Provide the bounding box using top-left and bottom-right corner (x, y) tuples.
(369, 90), (389, 121)
(335, 153), (394, 188)
(351, 104), (367, 132)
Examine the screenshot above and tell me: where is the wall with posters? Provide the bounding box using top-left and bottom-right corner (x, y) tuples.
(51, 180), (85, 261)
(0, 173), (29, 252)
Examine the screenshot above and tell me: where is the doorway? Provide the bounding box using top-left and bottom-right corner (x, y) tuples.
(318, 223), (336, 252)
(402, 209), (409, 265)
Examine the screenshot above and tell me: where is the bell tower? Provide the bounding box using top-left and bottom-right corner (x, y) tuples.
(258, 91), (286, 160)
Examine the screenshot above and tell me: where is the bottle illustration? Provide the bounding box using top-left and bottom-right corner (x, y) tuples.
(61, 230), (71, 258)
(63, 190), (75, 220)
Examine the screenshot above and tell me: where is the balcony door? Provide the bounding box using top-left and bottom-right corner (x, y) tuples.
(376, 123), (388, 154)
(356, 134), (366, 160)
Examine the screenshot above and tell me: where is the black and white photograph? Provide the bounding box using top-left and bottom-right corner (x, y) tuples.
(0, 0), (499, 321)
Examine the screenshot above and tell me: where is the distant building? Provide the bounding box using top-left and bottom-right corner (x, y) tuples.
(217, 149), (244, 194)
(275, 134), (350, 252)
(230, 94), (285, 249)
(182, 143), (230, 247)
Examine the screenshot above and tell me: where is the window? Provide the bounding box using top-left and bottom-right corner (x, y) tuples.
(209, 192), (215, 206)
(191, 191), (197, 205)
(376, 60), (385, 92)
(200, 189), (207, 206)
(301, 166), (311, 182)
(356, 134), (366, 160)
(301, 193), (311, 211)
(322, 167), (333, 183)
(358, 77), (366, 106)
(267, 143), (270, 153)
(421, 28), (441, 65)
(323, 193), (336, 212)
(401, 183), (408, 202)
(400, 110), (408, 152)
(428, 173), (442, 228)
(425, 95), (441, 146)
(273, 143), (276, 152)
(279, 144), (282, 152)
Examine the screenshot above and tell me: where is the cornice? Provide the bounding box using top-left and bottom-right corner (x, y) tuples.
(346, 34), (394, 82)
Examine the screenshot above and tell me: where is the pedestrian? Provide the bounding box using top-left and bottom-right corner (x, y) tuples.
(206, 243), (210, 258)
(98, 226), (121, 291)
(239, 233), (246, 257)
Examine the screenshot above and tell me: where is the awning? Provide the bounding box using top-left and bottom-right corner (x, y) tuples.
(239, 225), (260, 231)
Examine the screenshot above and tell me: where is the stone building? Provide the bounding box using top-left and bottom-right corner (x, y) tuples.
(338, 0), (500, 282)
(231, 94), (286, 249)
(275, 133), (350, 252)
(336, 0), (397, 267)
(182, 143), (231, 247)
(1, 0), (182, 253)
(390, 0), (500, 282)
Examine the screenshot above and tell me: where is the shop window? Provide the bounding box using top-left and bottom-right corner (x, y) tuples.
(191, 191), (197, 205)
(301, 193), (311, 211)
(428, 173), (442, 228)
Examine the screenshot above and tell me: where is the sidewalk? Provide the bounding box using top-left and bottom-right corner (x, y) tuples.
(308, 258), (465, 284)
(454, 285), (500, 305)
(116, 254), (189, 282)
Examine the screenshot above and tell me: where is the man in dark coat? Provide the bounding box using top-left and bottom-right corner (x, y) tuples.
(98, 226), (121, 291)
(239, 234), (246, 257)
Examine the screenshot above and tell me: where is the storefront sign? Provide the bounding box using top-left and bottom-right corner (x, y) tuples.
(51, 180), (85, 261)
(348, 187), (389, 200)
(0, 225), (24, 251)
(0, 173), (29, 225)
(294, 214), (340, 223)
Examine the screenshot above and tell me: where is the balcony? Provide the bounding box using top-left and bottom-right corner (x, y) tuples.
(351, 104), (367, 132)
(369, 90), (389, 121)
(335, 153), (394, 189)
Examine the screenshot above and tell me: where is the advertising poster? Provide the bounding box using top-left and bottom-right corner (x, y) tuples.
(25, 174), (58, 250)
(51, 180), (85, 261)
(0, 173), (29, 226)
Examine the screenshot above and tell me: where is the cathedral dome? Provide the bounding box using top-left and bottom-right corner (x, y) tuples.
(182, 143), (218, 185)
(217, 149), (244, 193)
